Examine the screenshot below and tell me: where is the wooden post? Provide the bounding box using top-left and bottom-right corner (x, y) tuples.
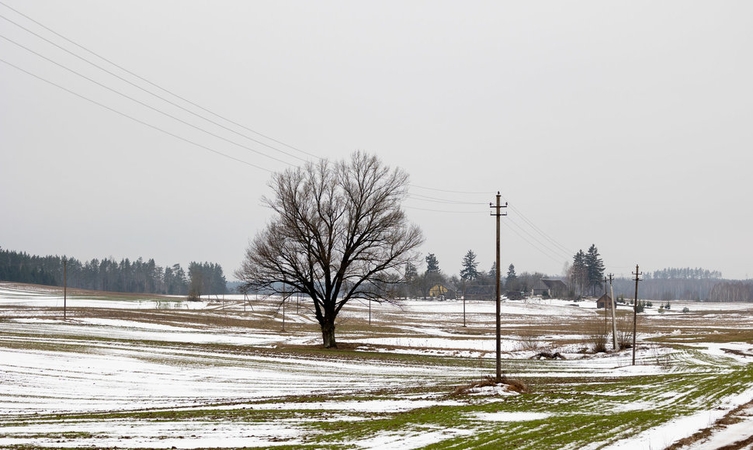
(463, 295), (466, 328)
(603, 276), (608, 334)
(490, 192), (507, 383)
(63, 257), (67, 321)
(632, 265), (641, 365)
(281, 285), (286, 332)
(609, 274), (618, 350)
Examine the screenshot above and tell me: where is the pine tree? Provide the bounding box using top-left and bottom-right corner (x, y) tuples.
(505, 263), (518, 291)
(585, 244), (605, 296)
(460, 250), (479, 281)
(571, 250), (588, 297)
(425, 253), (440, 274)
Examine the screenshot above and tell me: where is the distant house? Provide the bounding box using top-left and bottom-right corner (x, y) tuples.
(429, 284), (456, 300)
(531, 279), (568, 298)
(596, 293), (616, 310)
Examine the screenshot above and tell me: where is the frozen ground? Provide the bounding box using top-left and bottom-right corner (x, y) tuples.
(1, 282), (753, 449)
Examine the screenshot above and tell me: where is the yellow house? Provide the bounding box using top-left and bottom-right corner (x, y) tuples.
(429, 284), (456, 299)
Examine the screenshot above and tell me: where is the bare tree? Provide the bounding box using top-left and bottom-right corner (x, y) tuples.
(235, 152), (424, 348)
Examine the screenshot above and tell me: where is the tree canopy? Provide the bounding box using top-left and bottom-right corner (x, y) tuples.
(425, 253), (440, 273)
(569, 245), (604, 297)
(0, 247), (225, 296)
(235, 152), (423, 348)
(460, 250), (479, 281)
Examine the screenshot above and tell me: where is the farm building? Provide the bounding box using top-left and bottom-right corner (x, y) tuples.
(596, 293), (616, 309)
(531, 279), (568, 298)
(429, 284), (456, 300)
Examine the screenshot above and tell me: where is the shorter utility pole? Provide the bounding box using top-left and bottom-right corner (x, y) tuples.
(63, 256), (67, 321)
(632, 265), (642, 365)
(603, 276), (608, 334)
(609, 273), (617, 350)
(462, 285), (467, 327)
(281, 285), (286, 332)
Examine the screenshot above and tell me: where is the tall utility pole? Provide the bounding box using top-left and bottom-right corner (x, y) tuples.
(609, 273), (617, 350)
(490, 192), (507, 383)
(632, 265), (642, 365)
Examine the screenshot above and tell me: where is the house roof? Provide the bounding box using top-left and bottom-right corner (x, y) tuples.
(533, 279), (568, 292)
(542, 279), (568, 289)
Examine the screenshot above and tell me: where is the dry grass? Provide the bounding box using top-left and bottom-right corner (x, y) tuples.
(3, 282), (753, 355)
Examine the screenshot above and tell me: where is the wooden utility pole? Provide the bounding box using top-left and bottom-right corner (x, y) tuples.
(490, 192), (507, 383)
(462, 281), (467, 328)
(281, 284), (286, 332)
(609, 273), (617, 350)
(63, 256), (67, 321)
(603, 276), (608, 334)
(463, 295), (466, 327)
(632, 265), (642, 365)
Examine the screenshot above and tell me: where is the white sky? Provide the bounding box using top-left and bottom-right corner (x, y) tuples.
(1, 1), (751, 280)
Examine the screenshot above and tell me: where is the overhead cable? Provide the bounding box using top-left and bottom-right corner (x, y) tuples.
(0, 57), (272, 172)
(0, 32), (295, 166)
(0, 9), (315, 164)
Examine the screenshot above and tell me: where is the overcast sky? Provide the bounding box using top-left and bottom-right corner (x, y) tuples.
(1, 1), (752, 281)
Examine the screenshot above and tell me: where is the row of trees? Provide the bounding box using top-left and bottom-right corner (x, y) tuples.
(708, 281), (753, 302)
(568, 245), (605, 297)
(400, 251), (546, 300)
(645, 267), (722, 280)
(0, 247), (227, 297)
(611, 267), (731, 301)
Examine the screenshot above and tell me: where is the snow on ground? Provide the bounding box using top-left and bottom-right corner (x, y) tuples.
(2, 283), (753, 448)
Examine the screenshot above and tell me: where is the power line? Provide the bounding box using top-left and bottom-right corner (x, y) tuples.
(403, 205), (486, 214)
(0, 57), (272, 173)
(407, 192), (487, 205)
(508, 204), (573, 256)
(409, 184), (489, 195)
(0, 4), (319, 162)
(506, 216), (572, 261)
(502, 221), (565, 266)
(0, 30), (299, 167)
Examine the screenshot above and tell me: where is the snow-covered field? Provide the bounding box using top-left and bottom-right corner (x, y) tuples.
(1, 282), (753, 449)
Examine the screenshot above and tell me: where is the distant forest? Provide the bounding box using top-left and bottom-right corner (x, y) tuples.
(0, 247), (227, 297)
(611, 267), (753, 302)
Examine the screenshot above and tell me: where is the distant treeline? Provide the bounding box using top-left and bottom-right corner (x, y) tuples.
(0, 247), (227, 297)
(644, 267), (723, 280)
(611, 267), (752, 302)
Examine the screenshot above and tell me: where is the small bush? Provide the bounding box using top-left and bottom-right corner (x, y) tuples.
(518, 333), (541, 352)
(590, 334), (608, 353)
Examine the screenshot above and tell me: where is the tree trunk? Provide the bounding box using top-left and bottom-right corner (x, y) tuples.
(321, 318), (337, 348)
